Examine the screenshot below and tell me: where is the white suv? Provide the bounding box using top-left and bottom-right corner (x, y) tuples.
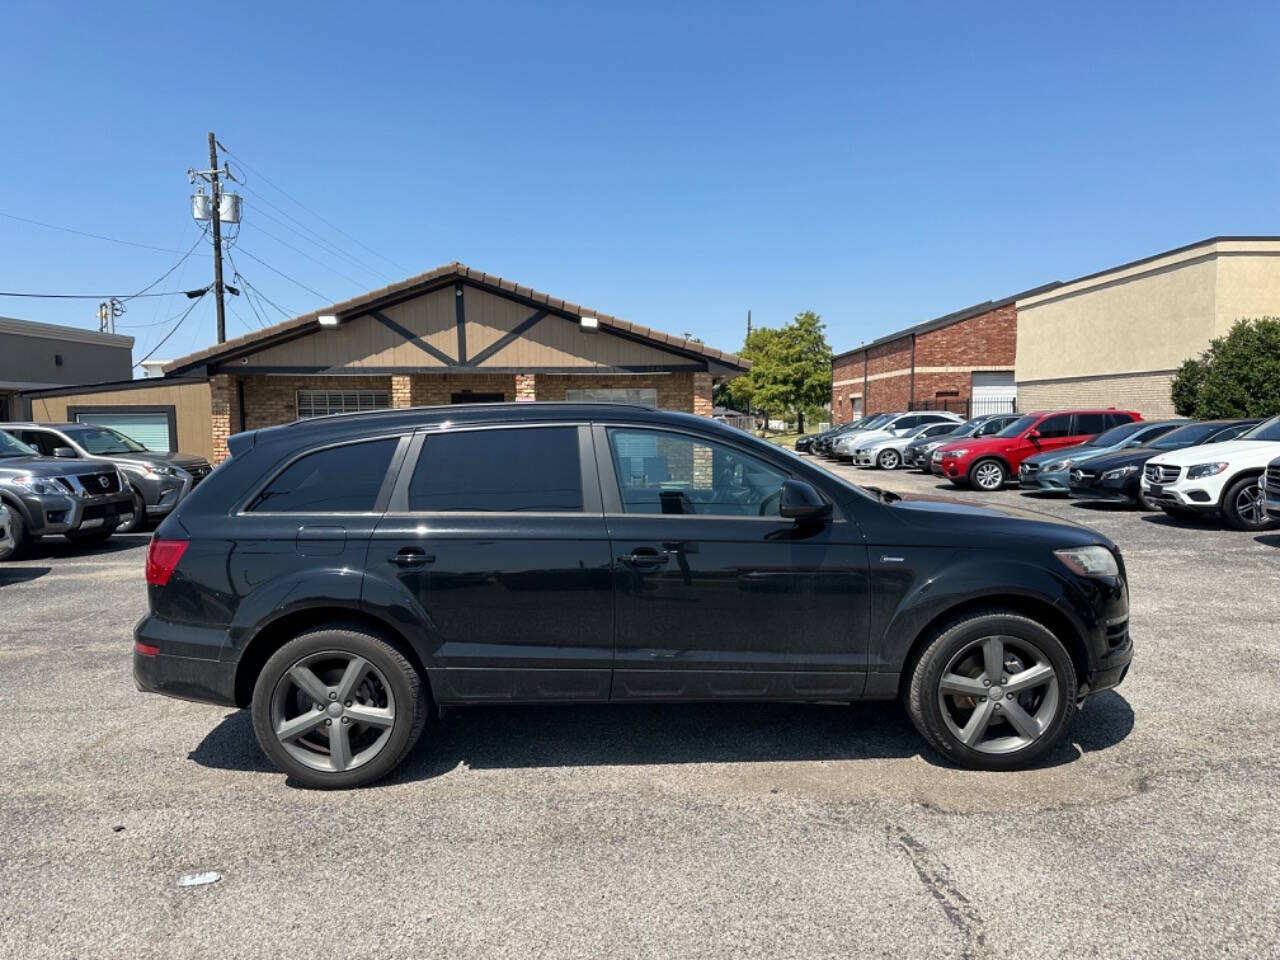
(832, 411), (961, 462)
(1141, 415), (1280, 530)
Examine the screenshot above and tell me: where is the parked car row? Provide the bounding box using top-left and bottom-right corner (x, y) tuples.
(793, 408), (1280, 531)
(0, 422), (211, 561)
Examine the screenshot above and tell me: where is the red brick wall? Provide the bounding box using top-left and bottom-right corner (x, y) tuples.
(829, 302), (1017, 417)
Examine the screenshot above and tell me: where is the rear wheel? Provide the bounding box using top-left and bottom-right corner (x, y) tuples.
(969, 459), (1006, 491)
(251, 625), (430, 789)
(906, 611), (1077, 770)
(1222, 475), (1275, 531)
(877, 449), (901, 470)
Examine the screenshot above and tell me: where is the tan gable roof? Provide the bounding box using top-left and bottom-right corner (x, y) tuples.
(164, 262), (747, 375)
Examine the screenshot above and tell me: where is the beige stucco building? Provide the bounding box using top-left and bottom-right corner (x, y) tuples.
(25, 263), (746, 463)
(1016, 237), (1280, 416)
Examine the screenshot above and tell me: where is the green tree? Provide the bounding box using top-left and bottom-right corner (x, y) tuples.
(726, 311), (832, 433)
(1169, 317), (1280, 418)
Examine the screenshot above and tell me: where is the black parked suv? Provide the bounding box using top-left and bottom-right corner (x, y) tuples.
(3, 422), (211, 533)
(135, 403), (1133, 788)
(0, 430), (134, 560)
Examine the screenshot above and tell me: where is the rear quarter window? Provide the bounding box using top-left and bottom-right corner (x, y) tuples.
(248, 438), (399, 513)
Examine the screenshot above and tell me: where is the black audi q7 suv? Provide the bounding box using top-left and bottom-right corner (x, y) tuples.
(134, 403), (1133, 788)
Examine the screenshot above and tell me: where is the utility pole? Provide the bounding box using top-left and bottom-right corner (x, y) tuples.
(208, 132), (227, 344)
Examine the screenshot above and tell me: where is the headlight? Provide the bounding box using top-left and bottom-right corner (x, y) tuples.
(1186, 462), (1229, 480)
(942, 449), (968, 459)
(1045, 459), (1074, 472)
(1054, 545), (1120, 578)
(8, 475), (58, 495)
(1101, 465), (1139, 481)
(147, 465), (175, 476)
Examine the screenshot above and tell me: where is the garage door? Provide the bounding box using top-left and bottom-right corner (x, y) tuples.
(74, 411), (172, 452)
(971, 371), (1016, 416)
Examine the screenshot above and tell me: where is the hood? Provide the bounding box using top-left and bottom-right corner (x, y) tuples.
(112, 451), (209, 471)
(935, 434), (1012, 455)
(0, 455), (118, 479)
(1078, 446), (1164, 472)
(1021, 443), (1095, 468)
(1148, 438), (1280, 467)
(882, 491), (1110, 550)
(846, 429), (895, 447)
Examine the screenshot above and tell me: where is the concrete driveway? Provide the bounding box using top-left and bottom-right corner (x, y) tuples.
(1, 465), (1278, 959)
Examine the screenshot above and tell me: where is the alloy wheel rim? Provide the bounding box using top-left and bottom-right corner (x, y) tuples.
(975, 463), (1002, 489)
(270, 650), (397, 773)
(881, 451), (899, 469)
(937, 634), (1060, 755)
(1236, 486), (1262, 525)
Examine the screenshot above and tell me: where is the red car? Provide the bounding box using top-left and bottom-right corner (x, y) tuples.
(930, 409), (1142, 491)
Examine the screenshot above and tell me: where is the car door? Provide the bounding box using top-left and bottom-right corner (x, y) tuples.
(1030, 413), (1078, 456)
(597, 423), (870, 701)
(364, 422), (614, 703)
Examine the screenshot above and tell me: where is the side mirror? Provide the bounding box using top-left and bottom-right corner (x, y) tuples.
(1026, 429), (1041, 442)
(780, 479), (832, 520)
(53, 446), (78, 458)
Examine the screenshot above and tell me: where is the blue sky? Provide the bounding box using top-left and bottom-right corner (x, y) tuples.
(3, 1), (1278, 367)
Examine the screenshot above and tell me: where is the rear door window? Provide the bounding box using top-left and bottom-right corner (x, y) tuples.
(408, 426), (583, 512)
(249, 438), (398, 513)
(1074, 413), (1109, 436)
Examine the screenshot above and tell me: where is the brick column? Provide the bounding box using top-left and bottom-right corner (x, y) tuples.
(209, 374), (239, 465)
(692, 372), (714, 417)
(391, 374), (412, 408)
(515, 373), (537, 402)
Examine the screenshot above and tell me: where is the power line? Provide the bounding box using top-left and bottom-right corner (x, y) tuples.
(226, 250), (298, 319)
(250, 221), (371, 289)
(123, 229), (209, 301)
(0, 288), (197, 301)
(0, 210), (188, 254)
(134, 292), (208, 368)
(218, 144), (411, 274)
(240, 184), (395, 284)
(234, 245), (332, 303)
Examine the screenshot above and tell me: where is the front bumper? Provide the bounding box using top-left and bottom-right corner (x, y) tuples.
(1018, 466), (1071, 492)
(931, 455), (965, 479)
(10, 489), (134, 535)
(851, 449), (878, 466)
(1068, 475), (1138, 502)
(1139, 480), (1217, 512)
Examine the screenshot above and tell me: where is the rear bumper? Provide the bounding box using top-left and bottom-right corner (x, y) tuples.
(132, 614), (238, 707)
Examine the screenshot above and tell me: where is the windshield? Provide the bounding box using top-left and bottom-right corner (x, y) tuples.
(1084, 421), (1147, 447)
(0, 430), (39, 458)
(64, 426), (148, 454)
(1242, 415), (1280, 443)
(1150, 422), (1226, 449)
(995, 414), (1038, 438)
(859, 413), (894, 430)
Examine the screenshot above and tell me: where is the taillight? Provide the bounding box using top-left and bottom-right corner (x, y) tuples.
(145, 538), (189, 586)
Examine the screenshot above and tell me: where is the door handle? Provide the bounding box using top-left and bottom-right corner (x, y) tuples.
(624, 547), (669, 569)
(390, 547), (435, 567)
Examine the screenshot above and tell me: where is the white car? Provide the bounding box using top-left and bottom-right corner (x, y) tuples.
(1140, 415), (1280, 530)
(851, 420), (964, 469)
(833, 411), (962, 462)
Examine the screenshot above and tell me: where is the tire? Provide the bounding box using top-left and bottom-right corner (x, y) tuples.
(65, 527), (115, 545)
(0, 505), (29, 561)
(968, 459), (1006, 491)
(1135, 487), (1158, 511)
(117, 491), (148, 534)
(1221, 475), (1276, 532)
(877, 449), (901, 470)
(251, 625), (430, 789)
(905, 610), (1078, 771)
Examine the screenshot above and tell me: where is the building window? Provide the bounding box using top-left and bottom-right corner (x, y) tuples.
(564, 387), (659, 407)
(296, 389), (390, 419)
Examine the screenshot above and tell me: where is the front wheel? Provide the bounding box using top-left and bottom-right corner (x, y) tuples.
(877, 449), (901, 470)
(969, 459), (1006, 491)
(117, 491), (148, 533)
(905, 611), (1078, 770)
(0, 506), (29, 561)
(1222, 475), (1275, 531)
(251, 625), (430, 789)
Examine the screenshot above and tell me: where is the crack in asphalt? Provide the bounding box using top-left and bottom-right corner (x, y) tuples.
(891, 826), (988, 960)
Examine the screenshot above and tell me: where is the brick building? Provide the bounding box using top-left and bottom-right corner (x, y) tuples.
(25, 262), (746, 463)
(830, 285), (1057, 423)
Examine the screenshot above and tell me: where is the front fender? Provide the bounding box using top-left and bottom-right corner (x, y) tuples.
(873, 554), (1091, 672)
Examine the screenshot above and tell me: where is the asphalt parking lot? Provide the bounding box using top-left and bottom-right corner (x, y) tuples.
(2, 465), (1278, 960)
